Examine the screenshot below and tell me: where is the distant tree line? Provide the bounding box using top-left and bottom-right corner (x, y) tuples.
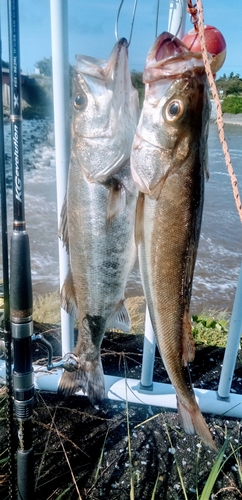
(35, 57), (144, 84)
(34, 60), (145, 106)
(35, 57), (73, 78)
(35, 57), (53, 77)
(131, 70), (144, 106)
(216, 72), (242, 96)
(215, 73), (242, 114)
(29, 59), (242, 98)
(34, 59), (242, 114)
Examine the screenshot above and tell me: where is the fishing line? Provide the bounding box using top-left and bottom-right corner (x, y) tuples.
(115, 0), (138, 46)
(186, 0), (199, 31)
(170, 14), (183, 40)
(156, 0), (185, 40)
(169, 0), (185, 40)
(196, 0), (242, 224)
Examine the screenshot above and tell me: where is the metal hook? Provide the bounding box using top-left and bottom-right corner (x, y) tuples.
(171, 14), (183, 41)
(156, 0), (185, 40)
(115, 0), (138, 46)
(168, 0), (186, 40)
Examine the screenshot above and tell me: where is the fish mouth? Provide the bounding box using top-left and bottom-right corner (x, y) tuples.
(75, 38), (129, 81)
(155, 32), (188, 61)
(143, 31), (209, 83)
(117, 37), (128, 48)
(105, 37), (129, 82)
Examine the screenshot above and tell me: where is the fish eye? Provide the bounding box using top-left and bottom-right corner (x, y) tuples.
(74, 93), (87, 110)
(165, 99), (184, 122)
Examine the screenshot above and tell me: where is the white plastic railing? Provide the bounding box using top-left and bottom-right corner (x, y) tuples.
(0, 0), (241, 418)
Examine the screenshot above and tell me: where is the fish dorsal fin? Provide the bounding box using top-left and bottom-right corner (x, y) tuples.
(135, 192), (145, 245)
(106, 178), (126, 227)
(106, 300), (131, 333)
(61, 268), (78, 318)
(181, 308), (195, 366)
(59, 195), (69, 252)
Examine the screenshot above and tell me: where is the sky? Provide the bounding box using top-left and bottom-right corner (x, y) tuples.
(0, 0), (241, 79)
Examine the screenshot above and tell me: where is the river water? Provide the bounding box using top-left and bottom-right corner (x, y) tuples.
(1, 119), (242, 314)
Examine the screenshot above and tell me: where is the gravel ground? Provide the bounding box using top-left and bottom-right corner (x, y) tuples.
(1, 324), (242, 499)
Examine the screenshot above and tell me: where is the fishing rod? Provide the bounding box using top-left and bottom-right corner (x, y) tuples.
(0, 13), (15, 499)
(8, 0), (34, 498)
(7, 4), (78, 496)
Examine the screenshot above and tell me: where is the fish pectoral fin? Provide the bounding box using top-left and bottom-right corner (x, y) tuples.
(106, 178), (126, 227)
(177, 397), (217, 451)
(86, 152), (126, 184)
(149, 176), (166, 200)
(61, 269), (78, 318)
(58, 194), (69, 252)
(106, 300), (131, 333)
(135, 192), (145, 245)
(181, 309), (195, 365)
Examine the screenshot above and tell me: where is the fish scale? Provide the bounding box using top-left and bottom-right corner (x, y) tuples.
(131, 32), (216, 450)
(58, 39), (139, 401)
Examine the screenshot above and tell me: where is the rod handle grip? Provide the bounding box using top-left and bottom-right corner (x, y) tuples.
(10, 232), (32, 320)
(17, 448), (34, 500)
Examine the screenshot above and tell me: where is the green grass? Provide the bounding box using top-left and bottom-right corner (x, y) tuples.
(33, 291), (236, 348)
(199, 439), (228, 500)
(222, 95), (242, 114)
(135, 415), (242, 500)
(192, 310), (231, 347)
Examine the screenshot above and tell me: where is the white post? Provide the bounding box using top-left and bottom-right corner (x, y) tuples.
(218, 264), (242, 399)
(140, 307), (156, 388)
(140, 0), (187, 389)
(168, 0), (187, 38)
(50, 0), (74, 355)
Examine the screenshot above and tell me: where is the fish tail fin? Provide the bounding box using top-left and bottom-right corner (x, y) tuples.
(58, 358), (105, 403)
(177, 398), (217, 451)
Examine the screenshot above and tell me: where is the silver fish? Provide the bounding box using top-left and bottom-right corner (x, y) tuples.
(131, 32), (216, 450)
(58, 38), (139, 402)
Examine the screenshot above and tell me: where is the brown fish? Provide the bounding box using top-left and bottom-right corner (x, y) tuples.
(58, 38), (139, 402)
(131, 32), (216, 450)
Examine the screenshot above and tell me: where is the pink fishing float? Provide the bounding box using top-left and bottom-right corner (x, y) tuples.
(182, 25), (226, 75)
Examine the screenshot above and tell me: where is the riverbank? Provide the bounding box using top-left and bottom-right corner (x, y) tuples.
(210, 99), (242, 125)
(221, 112), (242, 125)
